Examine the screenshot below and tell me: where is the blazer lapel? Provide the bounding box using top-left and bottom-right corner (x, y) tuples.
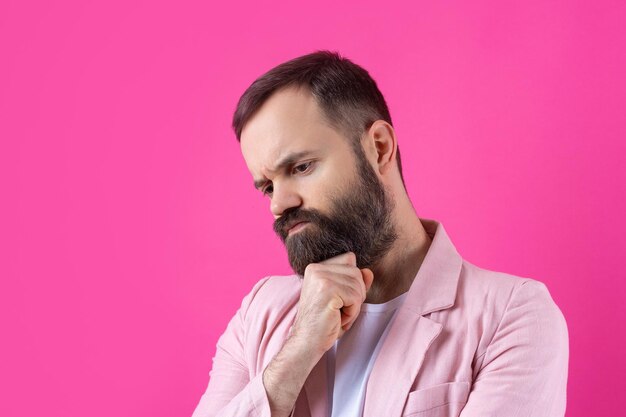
(362, 312), (443, 416)
(364, 218), (463, 417)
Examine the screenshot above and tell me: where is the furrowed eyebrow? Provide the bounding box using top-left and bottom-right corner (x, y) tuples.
(253, 178), (268, 191)
(253, 150), (315, 190)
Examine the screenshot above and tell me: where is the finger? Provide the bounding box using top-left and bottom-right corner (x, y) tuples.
(325, 279), (362, 312)
(322, 268), (367, 309)
(361, 268), (374, 292)
(314, 264), (365, 294)
(340, 302), (361, 326)
(319, 251), (356, 267)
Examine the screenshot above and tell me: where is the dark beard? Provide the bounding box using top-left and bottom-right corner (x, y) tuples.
(273, 150), (398, 276)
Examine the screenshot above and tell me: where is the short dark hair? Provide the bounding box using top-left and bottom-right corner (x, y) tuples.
(232, 50), (405, 185)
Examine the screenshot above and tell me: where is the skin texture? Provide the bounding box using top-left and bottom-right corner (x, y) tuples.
(239, 86), (433, 416)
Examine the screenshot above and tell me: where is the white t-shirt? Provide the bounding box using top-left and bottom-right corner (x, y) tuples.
(327, 292), (408, 417)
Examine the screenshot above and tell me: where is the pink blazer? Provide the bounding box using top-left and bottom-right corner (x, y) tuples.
(192, 219), (569, 417)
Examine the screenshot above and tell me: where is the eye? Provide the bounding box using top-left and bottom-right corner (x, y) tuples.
(292, 161), (313, 174)
(262, 184), (273, 197)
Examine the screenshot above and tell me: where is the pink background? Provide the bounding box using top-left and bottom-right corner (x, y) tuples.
(1, 1), (624, 416)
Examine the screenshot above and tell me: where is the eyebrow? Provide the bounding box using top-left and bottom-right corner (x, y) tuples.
(253, 150), (315, 190)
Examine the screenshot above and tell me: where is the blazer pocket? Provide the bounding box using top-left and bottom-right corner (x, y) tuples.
(401, 381), (471, 417)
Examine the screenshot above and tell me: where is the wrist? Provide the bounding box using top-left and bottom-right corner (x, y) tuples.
(285, 329), (327, 363)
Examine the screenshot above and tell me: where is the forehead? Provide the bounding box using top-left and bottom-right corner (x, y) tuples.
(239, 87), (350, 177)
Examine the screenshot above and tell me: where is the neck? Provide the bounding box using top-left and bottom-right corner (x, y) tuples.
(364, 201), (432, 304)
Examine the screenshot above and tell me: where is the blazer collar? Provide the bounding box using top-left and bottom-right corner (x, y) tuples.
(403, 217), (463, 315)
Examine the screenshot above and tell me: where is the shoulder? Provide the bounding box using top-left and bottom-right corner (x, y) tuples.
(238, 274), (303, 323)
(456, 260), (568, 356)
(458, 260), (563, 314)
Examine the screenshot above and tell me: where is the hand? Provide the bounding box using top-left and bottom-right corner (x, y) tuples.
(289, 252), (374, 356)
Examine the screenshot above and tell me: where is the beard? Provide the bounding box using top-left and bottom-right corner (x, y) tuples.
(273, 149), (398, 276)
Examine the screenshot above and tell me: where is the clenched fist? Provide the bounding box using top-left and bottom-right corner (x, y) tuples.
(289, 251), (374, 357)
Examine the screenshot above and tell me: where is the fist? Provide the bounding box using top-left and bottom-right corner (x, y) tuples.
(290, 252), (374, 356)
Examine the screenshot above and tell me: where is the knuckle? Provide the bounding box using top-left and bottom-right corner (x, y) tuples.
(317, 278), (332, 291)
(344, 288), (357, 303)
(350, 267), (362, 280)
(304, 263), (319, 275)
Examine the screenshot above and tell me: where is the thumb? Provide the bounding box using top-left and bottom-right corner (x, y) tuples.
(360, 268), (374, 292)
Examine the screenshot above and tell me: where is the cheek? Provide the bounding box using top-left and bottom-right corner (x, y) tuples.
(297, 167), (326, 206)
(303, 163), (351, 210)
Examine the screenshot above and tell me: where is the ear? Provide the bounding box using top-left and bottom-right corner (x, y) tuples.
(365, 120), (398, 176)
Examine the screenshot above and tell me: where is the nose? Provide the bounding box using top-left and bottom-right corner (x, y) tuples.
(270, 182), (302, 218)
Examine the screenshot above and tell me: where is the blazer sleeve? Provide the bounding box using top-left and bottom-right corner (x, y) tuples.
(460, 279), (569, 417)
(191, 276), (273, 417)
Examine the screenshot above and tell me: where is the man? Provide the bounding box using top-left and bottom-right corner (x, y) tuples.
(192, 51), (568, 417)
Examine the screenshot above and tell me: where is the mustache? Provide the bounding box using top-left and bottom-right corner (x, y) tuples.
(273, 207), (326, 239)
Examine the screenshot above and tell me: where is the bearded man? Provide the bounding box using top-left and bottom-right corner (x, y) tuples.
(191, 51), (569, 417)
